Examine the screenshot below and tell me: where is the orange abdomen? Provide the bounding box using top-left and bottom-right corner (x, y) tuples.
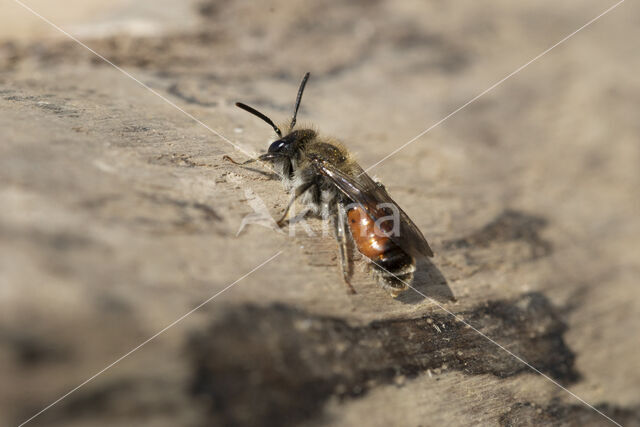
(347, 206), (393, 260)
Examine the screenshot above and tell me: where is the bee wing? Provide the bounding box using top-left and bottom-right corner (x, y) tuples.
(311, 158), (434, 259)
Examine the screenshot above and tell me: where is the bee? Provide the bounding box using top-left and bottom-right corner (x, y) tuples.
(224, 72), (433, 297)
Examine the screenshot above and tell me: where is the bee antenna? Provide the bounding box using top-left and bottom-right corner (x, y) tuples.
(290, 72), (310, 129)
(235, 102), (282, 137)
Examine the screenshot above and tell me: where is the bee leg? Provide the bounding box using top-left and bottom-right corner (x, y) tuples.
(222, 154), (284, 180)
(223, 152), (286, 165)
(222, 155), (256, 165)
(334, 203), (356, 294)
(284, 207), (313, 226)
(276, 182), (313, 227)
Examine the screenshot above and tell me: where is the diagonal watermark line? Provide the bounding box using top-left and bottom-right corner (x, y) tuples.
(11, 0), (288, 181)
(10, 0), (624, 425)
(11, 0), (258, 159)
(362, 0), (625, 174)
(369, 259), (622, 427)
(10, 4), (287, 425)
(18, 251), (283, 427)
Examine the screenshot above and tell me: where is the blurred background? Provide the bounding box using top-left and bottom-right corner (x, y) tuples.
(1, 0), (639, 426)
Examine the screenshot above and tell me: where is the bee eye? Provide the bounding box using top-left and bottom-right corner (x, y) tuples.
(268, 140), (288, 153)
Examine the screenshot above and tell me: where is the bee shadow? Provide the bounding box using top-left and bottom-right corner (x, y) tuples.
(395, 258), (454, 304)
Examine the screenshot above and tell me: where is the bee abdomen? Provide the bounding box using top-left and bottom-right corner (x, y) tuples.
(377, 244), (412, 271)
(347, 206), (415, 296)
(372, 245), (415, 297)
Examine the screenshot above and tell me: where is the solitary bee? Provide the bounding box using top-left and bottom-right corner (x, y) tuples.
(224, 73), (433, 296)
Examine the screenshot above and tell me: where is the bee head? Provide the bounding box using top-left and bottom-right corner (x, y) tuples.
(267, 129), (316, 156)
(235, 72), (311, 151)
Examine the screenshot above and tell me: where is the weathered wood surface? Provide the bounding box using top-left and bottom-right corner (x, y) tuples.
(1, 1), (639, 426)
